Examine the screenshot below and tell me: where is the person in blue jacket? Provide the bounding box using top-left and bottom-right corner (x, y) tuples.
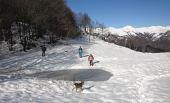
(78, 46), (83, 58)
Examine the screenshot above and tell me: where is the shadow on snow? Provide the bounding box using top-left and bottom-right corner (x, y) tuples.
(25, 68), (113, 81)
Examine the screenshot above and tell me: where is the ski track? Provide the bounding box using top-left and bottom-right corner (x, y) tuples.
(0, 37), (170, 103)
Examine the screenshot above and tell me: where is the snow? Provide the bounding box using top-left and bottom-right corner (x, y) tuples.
(0, 41), (10, 55)
(0, 36), (170, 103)
(94, 26), (170, 37)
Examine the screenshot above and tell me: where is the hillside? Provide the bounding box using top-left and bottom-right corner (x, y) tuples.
(94, 26), (170, 52)
(0, 36), (170, 103)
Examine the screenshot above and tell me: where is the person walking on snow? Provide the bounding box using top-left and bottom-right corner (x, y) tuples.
(88, 54), (94, 66)
(41, 45), (46, 57)
(79, 46), (83, 58)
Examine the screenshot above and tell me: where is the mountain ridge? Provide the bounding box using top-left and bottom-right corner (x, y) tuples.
(95, 25), (170, 37)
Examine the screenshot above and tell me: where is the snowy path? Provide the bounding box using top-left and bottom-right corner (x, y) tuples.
(0, 37), (170, 103)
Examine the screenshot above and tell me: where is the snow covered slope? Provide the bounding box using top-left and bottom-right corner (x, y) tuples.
(0, 36), (170, 103)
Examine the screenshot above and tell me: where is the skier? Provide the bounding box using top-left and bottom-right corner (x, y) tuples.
(41, 45), (46, 57)
(78, 46), (83, 58)
(88, 54), (94, 66)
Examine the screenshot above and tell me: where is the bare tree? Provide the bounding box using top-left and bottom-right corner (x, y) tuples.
(99, 23), (105, 34)
(0, 0), (80, 51)
(76, 13), (91, 34)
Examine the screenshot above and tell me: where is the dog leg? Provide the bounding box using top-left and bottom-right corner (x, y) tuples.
(81, 87), (83, 92)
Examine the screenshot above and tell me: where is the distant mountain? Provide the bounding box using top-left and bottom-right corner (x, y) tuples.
(94, 25), (170, 38)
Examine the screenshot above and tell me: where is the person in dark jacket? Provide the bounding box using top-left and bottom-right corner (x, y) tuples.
(88, 54), (94, 66)
(41, 45), (46, 57)
(78, 46), (83, 58)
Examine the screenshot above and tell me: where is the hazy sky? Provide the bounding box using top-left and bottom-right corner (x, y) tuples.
(66, 0), (170, 27)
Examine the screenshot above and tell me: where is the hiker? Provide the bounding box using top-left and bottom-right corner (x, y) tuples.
(88, 54), (94, 66)
(41, 45), (46, 57)
(78, 46), (83, 58)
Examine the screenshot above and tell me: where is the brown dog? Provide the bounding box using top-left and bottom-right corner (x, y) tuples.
(72, 81), (84, 92)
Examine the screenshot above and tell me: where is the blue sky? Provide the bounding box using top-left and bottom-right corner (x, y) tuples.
(66, 0), (170, 27)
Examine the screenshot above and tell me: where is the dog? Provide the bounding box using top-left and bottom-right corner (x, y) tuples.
(72, 81), (84, 92)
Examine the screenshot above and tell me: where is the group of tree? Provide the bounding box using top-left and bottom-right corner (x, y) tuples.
(75, 12), (106, 42)
(0, 0), (80, 51)
(123, 31), (170, 52)
(98, 31), (170, 53)
(76, 12), (106, 33)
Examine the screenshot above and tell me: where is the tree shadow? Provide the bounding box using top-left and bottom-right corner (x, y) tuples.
(25, 68), (113, 81)
(83, 85), (94, 90)
(93, 60), (100, 65)
(0, 74), (22, 83)
(0, 68), (113, 84)
(0, 66), (25, 83)
(82, 54), (89, 58)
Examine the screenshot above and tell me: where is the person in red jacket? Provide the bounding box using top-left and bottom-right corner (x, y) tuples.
(88, 54), (94, 66)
